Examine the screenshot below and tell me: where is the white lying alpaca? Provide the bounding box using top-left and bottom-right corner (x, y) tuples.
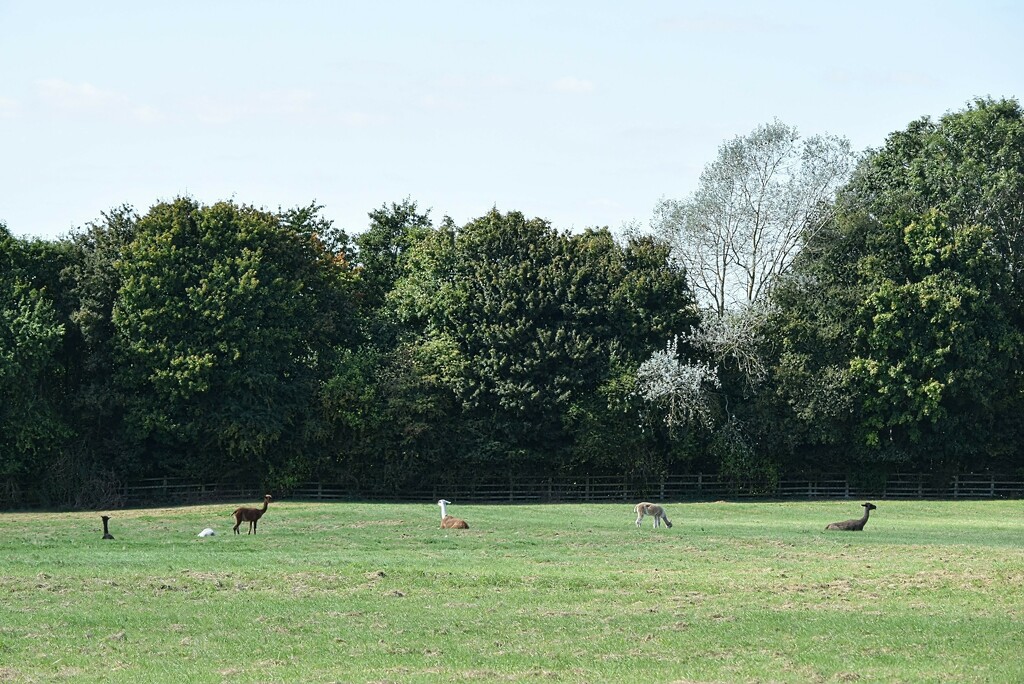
(197, 528), (216, 537)
(634, 502), (673, 529)
(437, 499), (469, 529)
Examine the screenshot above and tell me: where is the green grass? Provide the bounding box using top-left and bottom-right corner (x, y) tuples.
(1, 500), (1023, 683)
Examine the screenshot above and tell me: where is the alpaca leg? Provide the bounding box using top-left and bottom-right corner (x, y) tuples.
(635, 512), (644, 528)
(653, 516), (660, 528)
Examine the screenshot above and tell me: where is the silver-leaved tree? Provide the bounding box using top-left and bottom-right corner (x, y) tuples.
(653, 119), (855, 316)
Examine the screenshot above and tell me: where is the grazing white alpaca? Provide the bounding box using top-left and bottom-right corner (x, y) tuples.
(634, 502), (673, 529)
(437, 499), (469, 529)
(197, 528), (216, 537)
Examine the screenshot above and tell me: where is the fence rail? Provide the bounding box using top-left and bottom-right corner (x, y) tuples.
(131, 472), (1024, 504)
(3, 473), (1023, 510)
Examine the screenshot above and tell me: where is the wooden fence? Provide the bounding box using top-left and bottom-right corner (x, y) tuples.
(290, 473), (1024, 504)
(113, 472), (1024, 507)
(4, 472), (1022, 510)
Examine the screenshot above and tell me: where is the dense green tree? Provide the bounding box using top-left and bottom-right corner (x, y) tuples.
(111, 198), (358, 481)
(354, 198), (433, 315)
(389, 209), (699, 476)
(307, 200), (458, 490)
(848, 99), (1024, 258)
(0, 224), (69, 481)
(408, 210), (585, 468)
(769, 98), (1024, 473)
(564, 356), (696, 478)
(59, 206), (141, 477)
(848, 211), (1020, 468)
(313, 341), (465, 492)
(563, 232), (701, 477)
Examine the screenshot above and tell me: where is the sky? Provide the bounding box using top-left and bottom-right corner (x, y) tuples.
(1, 1), (1022, 241)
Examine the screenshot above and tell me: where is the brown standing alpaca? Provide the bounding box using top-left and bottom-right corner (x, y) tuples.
(233, 494), (273, 534)
(437, 499), (469, 529)
(825, 502), (877, 531)
(101, 515), (114, 540)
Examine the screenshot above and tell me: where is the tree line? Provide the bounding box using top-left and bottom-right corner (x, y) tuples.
(2, 98), (1022, 507)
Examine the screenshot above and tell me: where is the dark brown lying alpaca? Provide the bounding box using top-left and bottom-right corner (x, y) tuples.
(233, 494), (272, 534)
(825, 502), (877, 531)
(101, 515), (114, 540)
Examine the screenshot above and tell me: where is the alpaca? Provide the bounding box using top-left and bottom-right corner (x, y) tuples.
(232, 494), (272, 534)
(101, 515), (114, 540)
(437, 499), (469, 529)
(198, 528), (216, 537)
(634, 502), (673, 529)
(825, 502), (877, 531)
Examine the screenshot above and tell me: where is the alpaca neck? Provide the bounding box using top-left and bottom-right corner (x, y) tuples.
(860, 509), (871, 524)
(261, 500), (269, 513)
(439, 502), (449, 519)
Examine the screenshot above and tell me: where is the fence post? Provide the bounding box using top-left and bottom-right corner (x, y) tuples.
(953, 475), (959, 499)
(991, 473), (996, 498)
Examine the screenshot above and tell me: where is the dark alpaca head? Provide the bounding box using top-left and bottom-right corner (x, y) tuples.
(863, 502), (877, 512)
(101, 515), (114, 540)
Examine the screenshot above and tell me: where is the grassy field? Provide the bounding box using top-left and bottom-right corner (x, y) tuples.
(1, 499), (1022, 683)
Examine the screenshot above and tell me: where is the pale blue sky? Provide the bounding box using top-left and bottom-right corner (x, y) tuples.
(2, 1), (1021, 240)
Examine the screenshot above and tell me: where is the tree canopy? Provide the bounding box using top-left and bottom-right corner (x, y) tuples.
(765, 98), (1024, 473)
(3, 98), (1024, 507)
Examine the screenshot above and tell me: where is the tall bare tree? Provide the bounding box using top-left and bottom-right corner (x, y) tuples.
(654, 120), (855, 315)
